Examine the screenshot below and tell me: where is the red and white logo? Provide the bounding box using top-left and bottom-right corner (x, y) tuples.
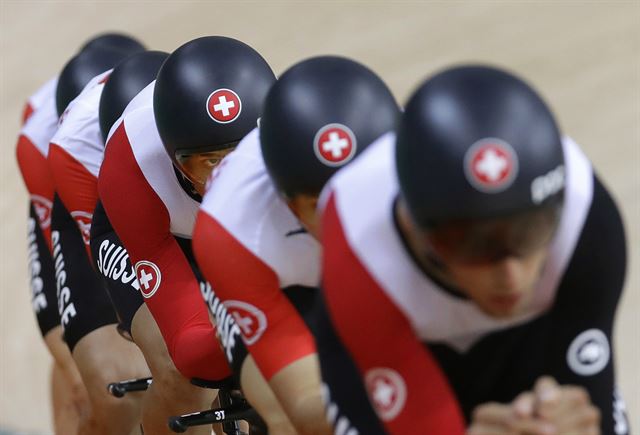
(464, 138), (518, 193)
(206, 88), (242, 124)
(313, 123), (357, 167)
(31, 195), (53, 229)
(223, 300), (267, 345)
(134, 260), (162, 298)
(365, 368), (407, 422)
(70, 211), (93, 245)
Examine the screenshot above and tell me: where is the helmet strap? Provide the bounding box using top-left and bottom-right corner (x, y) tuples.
(172, 164), (202, 202)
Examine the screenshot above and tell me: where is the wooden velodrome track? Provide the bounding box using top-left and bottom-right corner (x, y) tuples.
(1, 2), (637, 433)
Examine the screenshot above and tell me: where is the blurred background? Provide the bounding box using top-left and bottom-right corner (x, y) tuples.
(1, 1), (638, 433)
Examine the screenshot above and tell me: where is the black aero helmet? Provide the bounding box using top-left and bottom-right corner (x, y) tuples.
(153, 36), (276, 165)
(56, 47), (134, 116)
(99, 50), (169, 142)
(260, 56), (399, 197)
(396, 65), (566, 263)
(80, 32), (145, 55)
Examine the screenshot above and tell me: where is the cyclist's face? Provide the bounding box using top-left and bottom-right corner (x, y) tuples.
(177, 149), (234, 195)
(397, 199), (555, 319)
(441, 248), (548, 318)
(287, 194), (320, 239)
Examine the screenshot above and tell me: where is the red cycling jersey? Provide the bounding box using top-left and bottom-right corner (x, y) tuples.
(48, 70), (110, 259)
(194, 129), (319, 380)
(99, 82), (231, 380)
(16, 77), (60, 251)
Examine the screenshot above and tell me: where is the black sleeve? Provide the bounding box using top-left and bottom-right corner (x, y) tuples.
(27, 203), (60, 337)
(51, 194), (117, 351)
(90, 199), (144, 336)
(546, 175), (630, 435)
(311, 292), (387, 435)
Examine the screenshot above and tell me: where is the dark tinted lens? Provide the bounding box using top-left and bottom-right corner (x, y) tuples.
(424, 199), (563, 264)
(174, 140), (239, 162)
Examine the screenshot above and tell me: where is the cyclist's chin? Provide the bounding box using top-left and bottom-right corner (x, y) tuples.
(474, 292), (529, 319)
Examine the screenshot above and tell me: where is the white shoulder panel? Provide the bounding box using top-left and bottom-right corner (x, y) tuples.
(49, 71), (110, 178)
(27, 76), (59, 112)
(21, 82), (59, 157)
(201, 129), (320, 288)
(122, 88), (200, 239)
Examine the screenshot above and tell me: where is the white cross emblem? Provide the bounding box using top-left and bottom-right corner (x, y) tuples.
(207, 89), (242, 124)
(313, 123), (357, 167)
(233, 313), (255, 335)
(365, 368), (407, 422)
(224, 300), (268, 345)
(322, 132), (349, 158)
(464, 139), (518, 193)
(372, 378), (395, 408)
(475, 149), (508, 182)
(135, 260), (161, 298)
(31, 195), (52, 228)
(213, 96), (235, 117)
(71, 211), (93, 245)
(139, 268), (153, 290)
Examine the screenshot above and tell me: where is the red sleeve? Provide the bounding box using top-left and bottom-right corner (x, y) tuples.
(16, 134), (55, 252)
(48, 144), (97, 259)
(193, 211), (316, 380)
(98, 123), (231, 381)
(321, 193), (465, 434)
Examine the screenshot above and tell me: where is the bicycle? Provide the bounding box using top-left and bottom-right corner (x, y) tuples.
(107, 377), (266, 435)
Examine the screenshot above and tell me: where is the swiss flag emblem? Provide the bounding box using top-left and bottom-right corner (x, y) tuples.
(365, 368), (407, 422)
(31, 195), (53, 229)
(207, 88), (242, 124)
(134, 260), (162, 298)
(464, 138), (518, 193)
(223, 300), (267, 345)
(313, 123), (357, 167)
(70, 211), (93, 245)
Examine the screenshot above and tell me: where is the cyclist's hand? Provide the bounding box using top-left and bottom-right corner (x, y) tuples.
(533, 376), (601, 435)
(467, 398), (556, 435)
